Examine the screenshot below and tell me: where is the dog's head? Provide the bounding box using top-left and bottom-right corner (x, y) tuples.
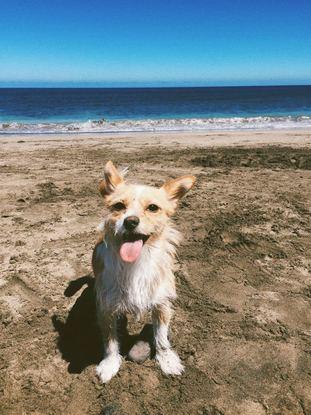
(99, 161), (195, 263)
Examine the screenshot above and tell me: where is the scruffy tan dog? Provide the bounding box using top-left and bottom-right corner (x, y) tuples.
(92, 161), (195, 383)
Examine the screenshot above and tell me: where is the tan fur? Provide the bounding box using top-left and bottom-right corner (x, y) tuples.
(99, 160), (124, 197)
(152, 303), (172, 325)
(93, 161), (195, 382)
(162, 175), (196, 201)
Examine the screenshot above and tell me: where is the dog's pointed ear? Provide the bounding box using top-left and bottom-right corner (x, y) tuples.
(162, 175), (196, 200)
(99, 161), (124, 197)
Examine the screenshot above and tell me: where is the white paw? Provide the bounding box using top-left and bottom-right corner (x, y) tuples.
(156, 348), (184, 376)
(96, 354), (122, 383)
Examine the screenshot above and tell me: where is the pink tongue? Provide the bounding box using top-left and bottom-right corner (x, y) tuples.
(120, 239), (143, 263)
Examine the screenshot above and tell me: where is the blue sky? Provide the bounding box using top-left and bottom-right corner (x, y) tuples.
(0, 0), (310, 86)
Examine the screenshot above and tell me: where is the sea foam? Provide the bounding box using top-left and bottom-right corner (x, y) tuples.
(1, 116), (311, 134)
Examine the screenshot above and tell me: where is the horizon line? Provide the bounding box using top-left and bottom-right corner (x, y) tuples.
(0, 81), (310, 89)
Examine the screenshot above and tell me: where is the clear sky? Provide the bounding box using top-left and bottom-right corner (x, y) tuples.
(0, 0), (310, 86)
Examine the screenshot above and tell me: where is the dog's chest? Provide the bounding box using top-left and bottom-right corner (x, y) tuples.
(96, 243), (175, 313)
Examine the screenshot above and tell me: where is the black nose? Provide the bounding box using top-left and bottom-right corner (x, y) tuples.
(124, 216), (140, 231)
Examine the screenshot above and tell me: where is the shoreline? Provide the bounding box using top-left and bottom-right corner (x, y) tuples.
(1, 125), (311, 135)
(1, 128), (311, 150)
(2, 114), (311, 136)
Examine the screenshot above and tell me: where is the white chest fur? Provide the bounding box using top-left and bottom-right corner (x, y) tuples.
(94, 239), (177, 316)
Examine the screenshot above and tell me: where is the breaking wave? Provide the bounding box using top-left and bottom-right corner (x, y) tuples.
(1, 115), (311, 134)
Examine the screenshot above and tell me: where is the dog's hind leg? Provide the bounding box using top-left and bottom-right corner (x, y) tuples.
(96, 311), (122, 383)
(152, 303), (184, 376)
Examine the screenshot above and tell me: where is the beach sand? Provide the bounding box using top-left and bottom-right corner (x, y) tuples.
(1, 130), (311, 414)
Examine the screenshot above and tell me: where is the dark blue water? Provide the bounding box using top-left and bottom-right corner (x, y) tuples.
(0, 86), (311, 133)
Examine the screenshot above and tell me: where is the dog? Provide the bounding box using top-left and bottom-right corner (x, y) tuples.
(92, 160), (195, 383)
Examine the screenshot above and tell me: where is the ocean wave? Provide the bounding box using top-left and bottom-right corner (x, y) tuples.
(1, 116), (311, 134)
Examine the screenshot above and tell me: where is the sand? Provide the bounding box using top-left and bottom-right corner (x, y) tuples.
(1, 130), (311, 415)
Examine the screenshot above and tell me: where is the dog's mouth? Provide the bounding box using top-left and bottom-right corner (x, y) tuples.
(122, 232), (149, 243)
(119, 232), (149, 263)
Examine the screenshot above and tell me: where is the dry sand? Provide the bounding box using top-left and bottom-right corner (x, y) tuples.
(1, 130), (311, 415)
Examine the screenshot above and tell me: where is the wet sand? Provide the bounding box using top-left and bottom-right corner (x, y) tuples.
(1, 130), (311, 414)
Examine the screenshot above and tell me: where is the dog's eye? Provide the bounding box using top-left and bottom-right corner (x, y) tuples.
(111, 202), (126, 211)
(147, 204), (160, 212)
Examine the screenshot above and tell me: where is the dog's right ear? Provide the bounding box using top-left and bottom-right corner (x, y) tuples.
(99, 161), (124, 197)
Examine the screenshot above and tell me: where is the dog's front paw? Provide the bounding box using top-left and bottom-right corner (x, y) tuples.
(96, 354), (122, 383)
(156, 349), (184, 376)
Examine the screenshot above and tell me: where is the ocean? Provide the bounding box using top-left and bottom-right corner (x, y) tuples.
(0, 85), (311, 134)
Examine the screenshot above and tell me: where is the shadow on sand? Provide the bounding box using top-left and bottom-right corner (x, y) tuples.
(52, 275), (154, 374)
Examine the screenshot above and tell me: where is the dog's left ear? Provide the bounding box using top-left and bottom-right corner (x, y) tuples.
(162, 175), (196, 200)
(99, 160), (124, 197)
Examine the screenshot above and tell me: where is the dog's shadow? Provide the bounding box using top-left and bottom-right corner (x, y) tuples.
(52, 275), (154, 374)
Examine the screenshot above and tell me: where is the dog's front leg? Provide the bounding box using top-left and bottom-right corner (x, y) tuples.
(96, 311), (122, 383)
(152, 303), (184, 376)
